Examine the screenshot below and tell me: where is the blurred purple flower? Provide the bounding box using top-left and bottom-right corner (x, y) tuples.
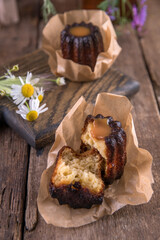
(106, 6), (118, 21)
(132, 1), (147, 32)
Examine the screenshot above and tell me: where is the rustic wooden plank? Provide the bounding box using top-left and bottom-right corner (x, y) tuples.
(0, 18), (38, 66)
(0, 122), (29, 240)
(82, 0), (102, 9)
(0, 0), (19, 25)
(18, 0), (40, 17)
(38, 20), (45, 49)
(52, 0), (82, 13)
(0, 50), (139, 149)
(0, 0), (39, 67)
(139, 0), (160, 108)
(25, 145), (51, 231)
(24, 25), (160, 239)
(114, 24), (160, 237)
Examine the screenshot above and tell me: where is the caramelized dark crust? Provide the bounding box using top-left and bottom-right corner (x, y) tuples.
(81, 114), (127, 185)
(61, 21), (104, 71)
(49, 182), (103, 209)
(49, 146), (104, 209)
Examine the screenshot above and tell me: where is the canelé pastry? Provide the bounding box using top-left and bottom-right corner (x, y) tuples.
(49, 146), (104, 209)
(60, 21), (104, 71)
(81, 114), (127, 185)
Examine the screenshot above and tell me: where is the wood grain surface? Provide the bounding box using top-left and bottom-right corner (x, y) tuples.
(0, 50), (139, 149)
(0, 1), (39, 239)
(0, 124), (29, 240)
(139, 0), (160, 108)
(0, 0), (19, 25)
(0, 0), (160, 239)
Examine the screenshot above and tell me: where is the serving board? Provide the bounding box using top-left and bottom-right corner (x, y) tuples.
(0, 49), (140, 148)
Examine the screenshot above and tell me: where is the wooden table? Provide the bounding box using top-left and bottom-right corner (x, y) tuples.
(0, 0), (160, 239)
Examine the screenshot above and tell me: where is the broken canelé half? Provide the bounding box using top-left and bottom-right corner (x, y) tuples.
(81, 114), (127, 185)
(49, 146), (104, 209)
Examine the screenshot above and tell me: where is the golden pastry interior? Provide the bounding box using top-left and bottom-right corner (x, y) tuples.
(60, 21), (104, 71)
(69, 26), (91, 37)
(49, 146), (104, 209)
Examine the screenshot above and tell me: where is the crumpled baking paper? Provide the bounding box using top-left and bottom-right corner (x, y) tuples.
(42, 10), (121, 82)
(37, 93), (153, 228)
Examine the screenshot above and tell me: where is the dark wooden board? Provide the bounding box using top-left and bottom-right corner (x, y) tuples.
(0, 49), (139, 149)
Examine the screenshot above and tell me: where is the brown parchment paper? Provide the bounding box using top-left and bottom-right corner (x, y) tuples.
(37, 93), (154, 228)
(42, 10), (121, 82)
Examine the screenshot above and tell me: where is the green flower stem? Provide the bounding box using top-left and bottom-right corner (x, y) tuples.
(0, 75), (6, 80)
(122, 0), (126, 18)
(44, 79), (57, 82)
(25, 101), (30, 110)
(42, 0), (57, 23)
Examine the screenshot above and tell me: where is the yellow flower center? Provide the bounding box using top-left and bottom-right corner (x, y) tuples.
(38, 94), (43, 102)
(21, 84), (34, 98)
(26, 110), (38, 121)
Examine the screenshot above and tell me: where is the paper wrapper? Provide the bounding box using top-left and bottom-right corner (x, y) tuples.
(42, 10), (121, 82)
(37, 93), (153, 228)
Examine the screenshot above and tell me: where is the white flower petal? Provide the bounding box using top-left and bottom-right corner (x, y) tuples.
(29, 99), (32, 110)
(31, 78), (40, 85)
(38, 103), (46, 111)
(38, 107), (48, 114)
(14, 97), (24, 105)
(11, 85), (21, 89)
(20, 105), (29, 112)
(19, 98), (27, 106)
(11, 94), (22, 99)
(16, 110), (25, 115)
(26, 72), (32, 83)
(20, 114), (27, 120)
(16, 110), (21, 114)
(35, 98), (40, 109)
(19, 76), (24, 85)
(11, 90), (21, 95)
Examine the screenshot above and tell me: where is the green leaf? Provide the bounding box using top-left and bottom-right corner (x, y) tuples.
(42, 0), (57, 23)
(0, 85), (11, 95)
(112, 0), (119, 7)
(0, 78), (21, 86)
(126, 1), (133, 12)
(97, 0), (109, 11)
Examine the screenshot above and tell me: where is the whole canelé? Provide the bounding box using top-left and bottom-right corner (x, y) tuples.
(60, 22), (104, 71)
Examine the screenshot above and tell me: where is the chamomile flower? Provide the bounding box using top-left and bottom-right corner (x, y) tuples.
(35, 87), (44, 103)
(10, 72), (39, 106)
(56, 77), (66, 86)
(16, 98), (48, 121)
